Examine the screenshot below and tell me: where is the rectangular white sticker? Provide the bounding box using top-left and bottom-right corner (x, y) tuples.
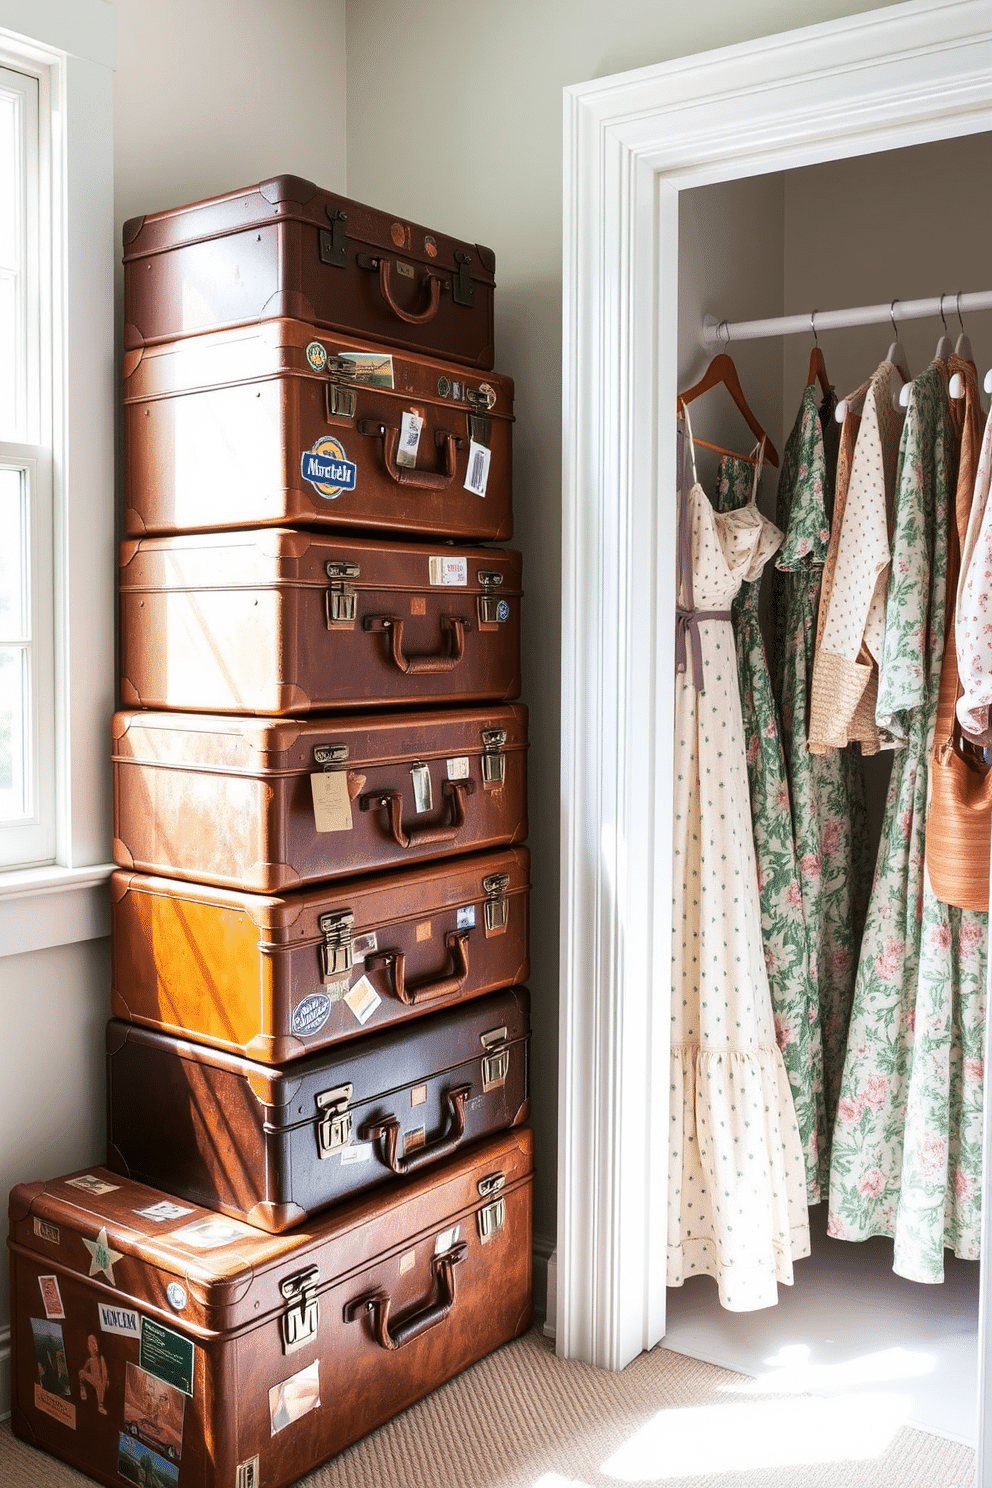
(456, 904), (477, 930)
(429, 555), (468, 587)
(446, 755), (470, 780)
(65, 1174), (119, 1196)
(344, 974), (381, 1026)
(270, 1358), (320, 1436)
(34, 1217), (60, 1245)
(435, 1225), (460, 1255)
(335, 351), (393, 388)
(351, 931), (378, 962)
(399, 1248), (417, 1275)
(311, 771), (353, 833)
(411, 762), (433, 814)
(170, 1215), (256, 1250)
(136, 1201), (194, 1223)
(396, 410), (424, 468)
(340, 1143), (372, 1165)
(464, 439), (492, 497)
(236, 1456), (260, 1488)
(99, 1303), (141, 1339)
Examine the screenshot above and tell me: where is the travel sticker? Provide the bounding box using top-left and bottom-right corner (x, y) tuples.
(117, 1431), (179, 1488)
(31, 1317), (72, 1399)
(140, 1317), (194, 1397)
(456, 904), (477, 930)
(65, 1174), (118, 1196)
(292, 992), (332, 1037)
(136, 1201), (194, 1223)
(100, 1302), (140, 1339)
(305, 340), (328, 372)
(38, 1275), (65, 1320)
(34, 1217), (60, 1245)
(270, 1358), (321, 1436)
(170, 1215), (254, 1251)
(78, 1332), (110, 1416)
(124, 1361), (185, 1461)
(82, 1226), (123, 1285)
(335, 350), (394, 388)
(300, 435), (357, 500)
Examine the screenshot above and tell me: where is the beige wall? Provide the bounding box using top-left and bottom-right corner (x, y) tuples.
(345, 0), (900, 1248)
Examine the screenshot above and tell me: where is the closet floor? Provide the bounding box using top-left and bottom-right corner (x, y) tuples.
(662, 1202), (980, 1447)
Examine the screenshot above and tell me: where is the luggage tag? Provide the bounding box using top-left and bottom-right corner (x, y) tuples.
(464, 439), (491, 497)
(396, 410), (424, 468)
(311, 745), (355, 833)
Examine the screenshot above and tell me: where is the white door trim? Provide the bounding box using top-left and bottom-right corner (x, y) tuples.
(558, 0), (992, 1434)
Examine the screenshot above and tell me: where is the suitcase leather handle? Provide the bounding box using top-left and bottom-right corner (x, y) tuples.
(357, 418), (463, 489)
(376, 257), (443, 325)
(359, 778), (473, 849)
(366, 929), (470, 1007)
(363, 613), (469, 674)
(358, 1083), (471, 1176)
(343, 1242), (467, 1350)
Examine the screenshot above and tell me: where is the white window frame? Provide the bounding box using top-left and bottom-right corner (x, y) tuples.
(0, 0), (114, 956)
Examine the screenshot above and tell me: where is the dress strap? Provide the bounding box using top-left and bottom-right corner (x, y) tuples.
(675, 417), (732, 692)
(682, 402), (700, 487)
(749, 439), (765, 505)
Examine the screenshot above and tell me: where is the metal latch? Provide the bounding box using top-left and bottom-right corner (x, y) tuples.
(480, 1026), (509, 1091)
(280, 1265), (320, 1353)
(319, 910), (354, 979)
(468, 413), (492, 446)
(319, 207), (348, 268)
(477, 1171), (506, 1243)
(316, 1083), (353, 1158)
(483, 872), (510, 933)
(481, 727), (507, 786)
(325, 560), (361, 624)
(313, 743), (349, 767)
(326, 382), (357, 419)
(477, 570), (504, 624)
(452, 250), (474, 307)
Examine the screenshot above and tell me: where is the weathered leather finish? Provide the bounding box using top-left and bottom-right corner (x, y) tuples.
(8, 1130), (533, 1488)
(123, 175), (496, 368)
(118, 532), (522, 714)
(105, 988), (530, 1232)
(110, 848), (530, 1061)
(111, 706), (528, 891)
(122, 320), (513, 540)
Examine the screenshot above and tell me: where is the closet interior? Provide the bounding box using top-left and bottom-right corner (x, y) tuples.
(667, 129), (992, 1448)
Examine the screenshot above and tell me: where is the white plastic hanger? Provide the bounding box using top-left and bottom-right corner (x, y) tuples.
(901, 295), (953, 408)
(837, 300), (909, 422)
(950, 293), (974, 400)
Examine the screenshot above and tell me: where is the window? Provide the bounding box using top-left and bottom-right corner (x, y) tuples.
(0, 0), (114, 955)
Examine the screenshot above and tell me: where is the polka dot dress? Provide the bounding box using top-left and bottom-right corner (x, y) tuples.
(671, 429), (811, 1311)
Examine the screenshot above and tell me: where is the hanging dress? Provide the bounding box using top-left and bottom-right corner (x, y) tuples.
(714, 449), (823, 1203)
(827, 359), (986, 1281)
(671, 415), (810, 1312)
(771, 385), (871, 1175)
(955, 405), (992, 739)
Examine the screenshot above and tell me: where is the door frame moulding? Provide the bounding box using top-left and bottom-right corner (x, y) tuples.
(558, 0), (992, 1430)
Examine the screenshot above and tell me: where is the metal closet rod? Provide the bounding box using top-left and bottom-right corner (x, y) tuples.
(702, 290), (992, 346)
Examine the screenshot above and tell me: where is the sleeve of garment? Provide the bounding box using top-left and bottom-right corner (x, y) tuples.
(955, 407), (992, 741)
(808, 375), (895, 752)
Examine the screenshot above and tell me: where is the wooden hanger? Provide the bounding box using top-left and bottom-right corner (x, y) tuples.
(677, 352), (779, 467)
(807, 346), (832, 399)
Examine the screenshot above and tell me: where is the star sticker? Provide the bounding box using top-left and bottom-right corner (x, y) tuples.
(82, 1227), (123, 1285)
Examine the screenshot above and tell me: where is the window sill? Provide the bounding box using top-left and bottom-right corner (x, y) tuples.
(0, 862), (113, 958)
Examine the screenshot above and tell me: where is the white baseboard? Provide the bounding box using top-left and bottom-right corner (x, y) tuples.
(533, 1233), (555, 1334)
(0, 1324), (10, 1422)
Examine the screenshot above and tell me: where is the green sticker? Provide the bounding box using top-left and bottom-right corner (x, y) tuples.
(140, 1317), (194, 1397)
(437, 376), (451, 398)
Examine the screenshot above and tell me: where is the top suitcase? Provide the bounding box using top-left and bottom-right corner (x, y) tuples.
(123, 175), (496, 369)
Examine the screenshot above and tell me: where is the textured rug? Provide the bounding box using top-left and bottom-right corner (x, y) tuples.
(1, 1326), (977, 1487)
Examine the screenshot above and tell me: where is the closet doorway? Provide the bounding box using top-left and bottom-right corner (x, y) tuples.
(559, 0), (992, 1476)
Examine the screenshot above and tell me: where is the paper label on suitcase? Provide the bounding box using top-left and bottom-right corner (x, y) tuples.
(464, 439), (492, 497)
(300, 435), (358, 499)
(140, 1318), (194, 1396)
(38, 1275), (65, 1320)
(124, 1362), (186, 1461)
(344, 974), (380, 1025)
(429, 555), (468, 586)
(311, 770), (354, 832)
(410, 762), (433, 814)
(446, 755), (470, 780)
(170, 1215), (257, 1250)
(270, 1359), (321, 1436)
(396, 410), (423, 467)
(334, 350), (394, 388)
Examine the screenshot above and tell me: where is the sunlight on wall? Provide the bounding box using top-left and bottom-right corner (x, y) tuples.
(598, 1391), (912, 1478)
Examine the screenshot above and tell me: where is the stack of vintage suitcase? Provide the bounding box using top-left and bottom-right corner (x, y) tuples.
(9, 176), (534, 1488)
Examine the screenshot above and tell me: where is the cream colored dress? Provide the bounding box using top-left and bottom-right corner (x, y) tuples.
(670, 419), (811, 1312)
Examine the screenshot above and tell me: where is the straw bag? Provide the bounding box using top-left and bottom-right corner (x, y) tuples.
(926, 682), (991, 913)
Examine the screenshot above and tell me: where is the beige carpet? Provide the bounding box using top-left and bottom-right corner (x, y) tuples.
(1, 1327), (977, 1488)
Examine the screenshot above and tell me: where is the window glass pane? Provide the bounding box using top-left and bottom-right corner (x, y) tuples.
(0, 645), (27, 819)
(0, 466), (26, 637)
(0, 90), (16, 268)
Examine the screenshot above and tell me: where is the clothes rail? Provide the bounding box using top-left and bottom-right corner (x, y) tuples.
(702, 290), (992, 346)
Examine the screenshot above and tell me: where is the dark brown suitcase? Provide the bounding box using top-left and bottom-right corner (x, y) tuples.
(9, 1130), (533, 1488)
(123, 175), (496, 368)
(110, 848), (530, 1062)
(119, 531), (522, 715)
(122, 320), (513, 541)
(112, 705), (528, 892)
(106, 987), (530, 1232)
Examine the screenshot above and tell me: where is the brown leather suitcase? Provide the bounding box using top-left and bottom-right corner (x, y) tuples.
(119, 531), (522, 714)
(122, 320), (513, 541)
(123, 175), (496, 368)
(106, 987), (530, 1232)
(112, 705), (528, 892)
(110, 848), (530, 1062)
(9, 1130), (533, 1488)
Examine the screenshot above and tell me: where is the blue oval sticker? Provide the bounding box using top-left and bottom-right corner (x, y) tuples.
(292, 993), (332, 1037)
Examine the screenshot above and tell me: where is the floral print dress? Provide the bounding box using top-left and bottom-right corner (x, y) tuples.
(771, 387), (872, 1184)
(714, 451), (823, 1203)
(826, 361), (987, 1281)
